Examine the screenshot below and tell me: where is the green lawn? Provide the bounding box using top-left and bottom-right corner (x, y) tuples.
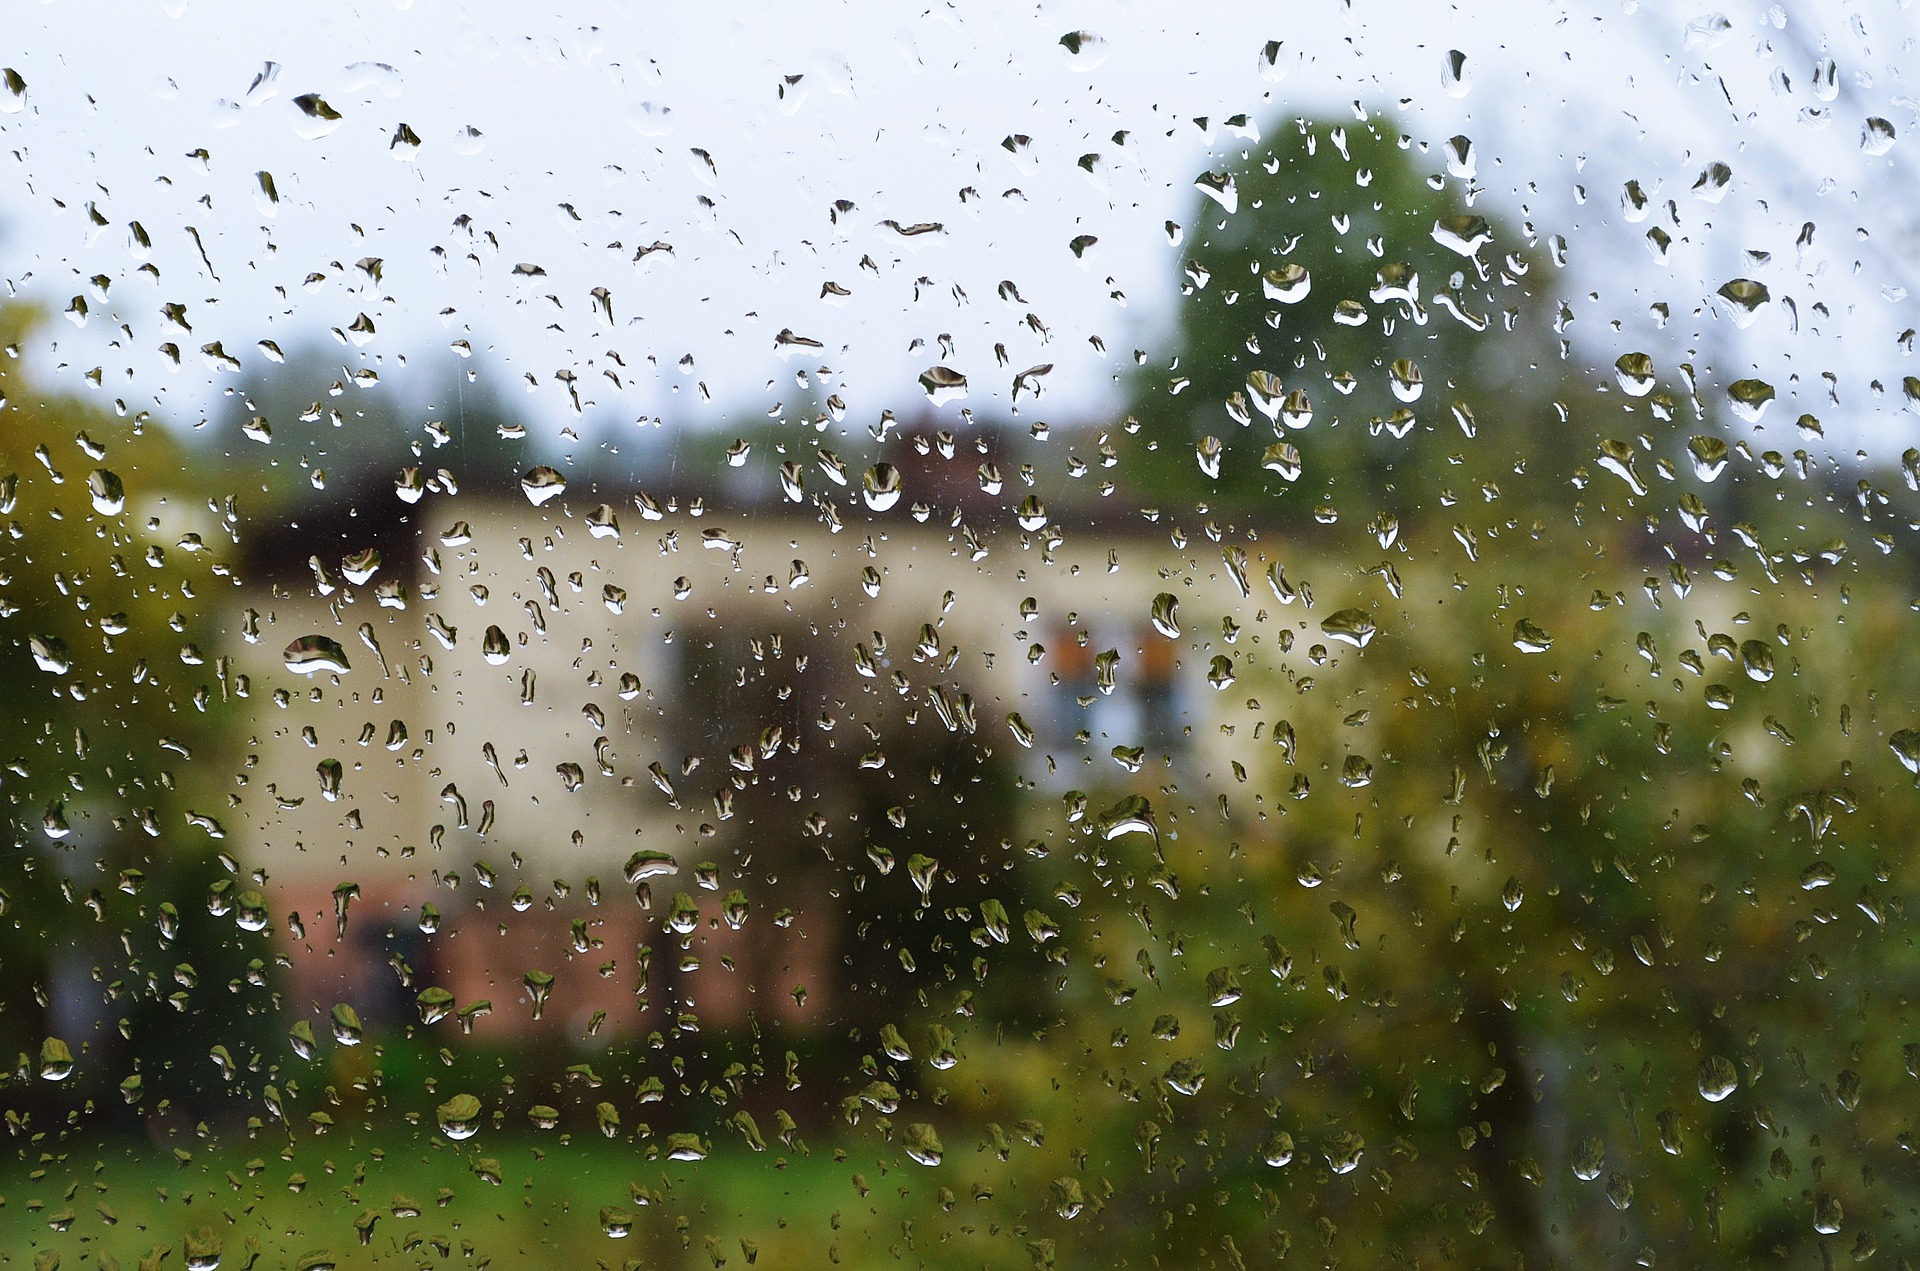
(1, 1130), (1062, 1270)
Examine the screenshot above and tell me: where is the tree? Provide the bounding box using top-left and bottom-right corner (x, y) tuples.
(1120, 114), (1577, 525)
(0, 303), (272, 1133)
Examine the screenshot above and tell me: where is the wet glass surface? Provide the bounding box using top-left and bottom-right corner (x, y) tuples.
(4, 3), (1920, 1266)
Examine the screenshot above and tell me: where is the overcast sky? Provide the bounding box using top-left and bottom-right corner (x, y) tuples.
(2, 0), (1914, 453)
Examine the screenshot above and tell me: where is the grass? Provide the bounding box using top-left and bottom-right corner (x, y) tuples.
(1, 1126), (1063, 1270)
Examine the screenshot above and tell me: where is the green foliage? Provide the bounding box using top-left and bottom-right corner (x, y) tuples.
(0, 303), (271, 1127)
(1123, 115), (1574, 521)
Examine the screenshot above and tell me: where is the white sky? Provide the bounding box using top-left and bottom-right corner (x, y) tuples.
(2, 0), (1915, 453)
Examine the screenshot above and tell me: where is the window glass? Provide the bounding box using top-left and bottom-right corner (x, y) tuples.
(5, 4), (1919, 1267)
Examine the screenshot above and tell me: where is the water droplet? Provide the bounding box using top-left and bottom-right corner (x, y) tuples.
(1725, 378), (1775, 422)
(1440, 49), (1470, 97)
(1697, 1055), (1739, 1102)
(1057, 30), (1108, 70)
(1261, 442), (1302, 482)
(340, 548), (380, 584)
(1714, 278), (1770, 328)
(665, 1132), (709, 1161)
(1863, 116), (1897, 155)
(1572, 1136), (1605, 1181)
(523, 969), (554, 1018)
(862, 462), (902, 511)
(1512, 619), (1553, 653)
(283, 635), (351, 675)
(521, 465), (566, 505)
(1246, 370), (1284, 421)
(482, 625), (511, 665)
(1149, 593), (1180, 638)
(436, 1093), (483, 1141)
(39, 1037), (74, 1081)
(1016, 494), (1048, 531)
(184, 1231), (223, 1271)
(1281, 389), (1314, 430)
(1194, 435), (1223, 478)
(1194, 170), (1237, 214)
(1323, 1129), (1365, 1175)
(903, 1122), (944, 1166)
(1614, 352), (1656, 397)
(1444, 134), (1476, 178)
(330, 1003), (364, 1045)
(1262, 263), (1311, 304)
(30, 633), (70, 674)
(1006, 712), (1035, 748)
(1095, 794), (1157, 841)
(417, 987), (455, 1025)
(1889, 728), (1920, 775)
(1799, 861), (1837, 890)
(1320, 609), (1377, 649)
(1501, 876), (1525, 911)
(1597, 438), (1649, 495)
(1388, 358), (1423, 403)
(1687, 435), (1729, 482)
(1431, 214), (1492, 256)
(88, 468), (125, 515)
(918, 366), (967, 405)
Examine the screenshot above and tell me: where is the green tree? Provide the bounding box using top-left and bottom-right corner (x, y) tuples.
(0, 304), (272, 1132)
(1121, 114), (1576, 525)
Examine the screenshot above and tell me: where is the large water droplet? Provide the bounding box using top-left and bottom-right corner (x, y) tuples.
(1057, 30), (1109, 70)
(330, 1002), (364, 1045)
(1614, 352), (1656, 397)
(88, 468), (125, 515)
(30, 633), (70, 674)
(482, 625), (511, 664)
(436, 1092), (483, 1140)
(1511, 619), (1553, 653)
(283, 635), (351, 675)
(39, 1037), (74, 1081)
(1889, 728), (1920, 775)
(1149, 593), (1180, 639)
(1431, 214), (1492, 256)
(862, 463), (902, 511)
(1714, 278), (1770, 328)
(1697, 1055), (1739, 1102)
(903, 1122), (944, 1166)
(1687, 435), (1729, 482)
(1194, 170), (1237, 214)
(1388, 359), (1423, 403)
(918, 366), (968, 405)
(1262, 263), (1310, 304)
(1320, 609), (1377, 648)
(1725, 378), (1775, 422)
(521, 465), (566, 506)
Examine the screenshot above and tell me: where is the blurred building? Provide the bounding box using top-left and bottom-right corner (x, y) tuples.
(231, 459), (1250, 1049)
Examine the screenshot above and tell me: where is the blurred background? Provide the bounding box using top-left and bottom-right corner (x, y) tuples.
(3, 2), (1920, 1267)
